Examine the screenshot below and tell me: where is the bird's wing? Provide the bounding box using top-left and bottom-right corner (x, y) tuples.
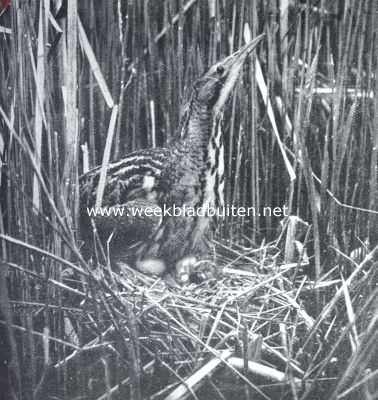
(79, 147), (170, 208)
(79, 148), (170, 247)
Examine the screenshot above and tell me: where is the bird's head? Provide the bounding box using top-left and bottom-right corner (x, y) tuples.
(194, 34), (264, 114)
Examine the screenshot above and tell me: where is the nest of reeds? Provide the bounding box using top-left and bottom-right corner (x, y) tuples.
(52, 238), (314, 400)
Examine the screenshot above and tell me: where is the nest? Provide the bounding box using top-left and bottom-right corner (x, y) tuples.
(53, 240), (313, 400)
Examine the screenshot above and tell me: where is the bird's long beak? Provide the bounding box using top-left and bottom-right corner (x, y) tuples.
(214, 33), (265, 115)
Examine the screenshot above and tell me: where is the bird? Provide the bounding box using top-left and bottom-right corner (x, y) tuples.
(79, 34), (264, 281)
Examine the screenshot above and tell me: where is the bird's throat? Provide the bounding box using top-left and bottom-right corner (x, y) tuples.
(173, 101), (225, 210)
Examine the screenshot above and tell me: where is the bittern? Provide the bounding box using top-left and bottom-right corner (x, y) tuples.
(80, 34), (264, 281)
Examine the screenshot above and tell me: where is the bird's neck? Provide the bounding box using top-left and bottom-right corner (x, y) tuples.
(178, 96), (213, 147)
(173, 97), (225, 209)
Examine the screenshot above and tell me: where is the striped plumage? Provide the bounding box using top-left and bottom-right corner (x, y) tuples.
(80, 35), (264, 278)
(80, 148), (170, 208)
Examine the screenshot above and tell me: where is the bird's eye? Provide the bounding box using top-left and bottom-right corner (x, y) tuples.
(216, 65), (224, 75)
